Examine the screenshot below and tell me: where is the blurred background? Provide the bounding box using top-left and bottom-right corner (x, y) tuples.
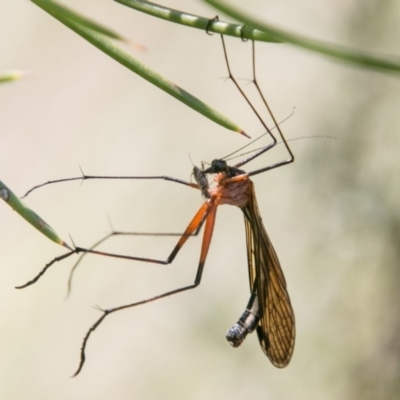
(1, 0), (400, 399)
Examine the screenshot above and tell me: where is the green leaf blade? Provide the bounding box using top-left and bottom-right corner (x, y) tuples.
(31, 0), (247, 136)
(0, 180), (70, 248)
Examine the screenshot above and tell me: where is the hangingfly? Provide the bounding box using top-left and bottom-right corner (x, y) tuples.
(193, 159), (295, 368)
(18, 33), (295, 374)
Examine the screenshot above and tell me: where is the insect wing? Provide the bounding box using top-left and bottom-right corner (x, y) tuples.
(242, 182), (295, 367)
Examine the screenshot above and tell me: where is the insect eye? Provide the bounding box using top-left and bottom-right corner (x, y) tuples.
(209, 159), (227, 172)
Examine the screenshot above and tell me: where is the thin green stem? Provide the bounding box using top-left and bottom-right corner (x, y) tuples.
(31, 0), (247, 135)
(205, 0), (400, 74)
(0, 71), (27, 84)
(0, 180), (70, 248)
(115, 0), (280, 42)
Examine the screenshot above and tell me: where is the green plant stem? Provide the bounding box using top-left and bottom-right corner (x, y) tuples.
(0, 71), (25, 84)
(205, 0), (400, 74)
(31, 0), (247, 136)
(0, 180), (70, 248)
(115, 0), (279, 42)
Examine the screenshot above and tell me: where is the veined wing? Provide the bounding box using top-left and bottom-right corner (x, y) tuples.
(242, 181), (295, 367)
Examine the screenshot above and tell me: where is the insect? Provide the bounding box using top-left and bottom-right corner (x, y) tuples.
(18, 34), (295, 375)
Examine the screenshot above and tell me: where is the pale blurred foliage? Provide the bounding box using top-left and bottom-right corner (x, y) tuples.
(0, 1), (399, 399)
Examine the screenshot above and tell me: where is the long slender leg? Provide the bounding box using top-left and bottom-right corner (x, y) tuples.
(66, 223), (205, 298)
(220, 35), (277, 144)
(219, 35), (277, 163)
(218, 35), (294, 174)
(22, 172), (199, 198)
(246, 39), (294, 175)
(73, 197), (219, 376)
(251, 40), (294, 162)
(16, 202), (211, 289)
